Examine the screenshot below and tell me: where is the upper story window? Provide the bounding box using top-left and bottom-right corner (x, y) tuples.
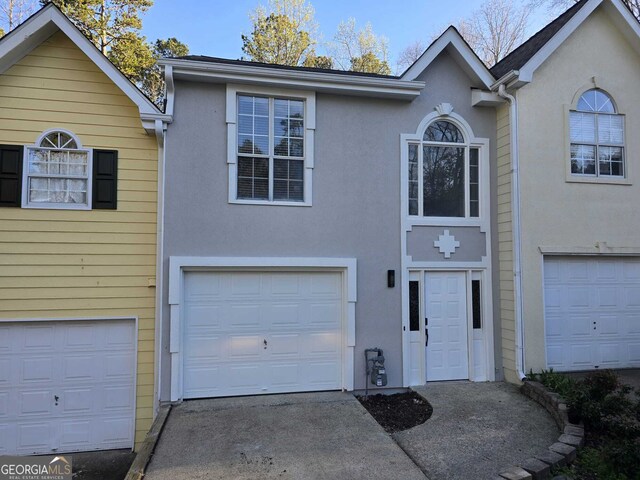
(408, 120), (479, 218)
(237, 95), (305, 202)
(226, 86), (315, 207)
(570, 89), (624, 178)
(24, 130), (92, 209)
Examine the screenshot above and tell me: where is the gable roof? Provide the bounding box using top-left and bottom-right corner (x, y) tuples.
(491, 0), (640, 87)
(400, 26), (495, 88)
(0, 4), (169, 130)
(490, 0), (589, 79)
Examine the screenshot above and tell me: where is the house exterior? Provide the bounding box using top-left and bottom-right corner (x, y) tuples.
(0, 5), (169, 456)
(491, 0), (640, 382)
(156, 29), (503, 402)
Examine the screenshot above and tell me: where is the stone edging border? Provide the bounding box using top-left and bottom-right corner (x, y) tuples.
(497, 380), (585, 480)
(124, 404), (172, 480)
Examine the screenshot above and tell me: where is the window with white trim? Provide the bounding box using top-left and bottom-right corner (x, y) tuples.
(236, 95), (305, 202)
(408, 120), (480, 217)
(570, 89), (625, 177)
(24, 130), (91, 208)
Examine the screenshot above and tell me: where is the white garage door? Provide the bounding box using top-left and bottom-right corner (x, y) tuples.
(0, 320), (136, 455)
(544, 257), (640, 371)
(183, 271), (343, 398)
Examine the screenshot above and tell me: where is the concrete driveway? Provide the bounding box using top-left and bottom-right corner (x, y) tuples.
(144, 392), (426, 480)
(396, 382), (559, 480)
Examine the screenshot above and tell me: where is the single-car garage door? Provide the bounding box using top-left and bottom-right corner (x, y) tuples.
(0, 319), (136, 455)
(544, 257), (640, 371)
(183, 271), (343, 398)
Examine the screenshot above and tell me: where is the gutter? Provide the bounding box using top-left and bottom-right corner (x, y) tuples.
(496, 82), (527, 382)
(159, 58), (424, 100)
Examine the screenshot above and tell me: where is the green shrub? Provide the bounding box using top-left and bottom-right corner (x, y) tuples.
(527, 369), (640, 480)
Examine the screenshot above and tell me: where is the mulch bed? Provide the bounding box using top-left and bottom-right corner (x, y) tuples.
(356, 391), (433, 433)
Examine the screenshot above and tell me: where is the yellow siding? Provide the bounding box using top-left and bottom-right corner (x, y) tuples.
(0, 31), (157, 449)
(496, 104), (518, 383)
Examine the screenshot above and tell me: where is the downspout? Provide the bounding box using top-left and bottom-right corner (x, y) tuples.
(497, 83), (526, 381)
(153, 65), (174, 410)
(153, 118), (166, 413)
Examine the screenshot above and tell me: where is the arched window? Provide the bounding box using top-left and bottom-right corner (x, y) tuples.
(570, 89), (624, 177)
(408, 119), (479, 217)
(25, 129), (91, 207)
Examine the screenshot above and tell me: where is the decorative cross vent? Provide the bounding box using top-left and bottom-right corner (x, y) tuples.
(434, 229), (460, 258)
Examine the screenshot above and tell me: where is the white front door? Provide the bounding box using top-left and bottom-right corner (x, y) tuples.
(182, 271), (343, 398)
(0, 320), (136, 455)
(425, 272), (469, 381)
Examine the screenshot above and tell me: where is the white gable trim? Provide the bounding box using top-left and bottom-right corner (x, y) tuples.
(496, 0), (640, 87)
(401, 27), (494, 89)
(0, 5), (170, 128)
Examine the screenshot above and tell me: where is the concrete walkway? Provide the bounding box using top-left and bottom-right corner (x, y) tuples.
(144, 392), (426, 480)
(395, 381), (559, 480)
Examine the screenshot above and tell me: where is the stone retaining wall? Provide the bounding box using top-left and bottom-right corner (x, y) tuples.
(496, 381), (585, 480)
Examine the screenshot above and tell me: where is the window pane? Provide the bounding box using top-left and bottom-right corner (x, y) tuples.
(238, 96), (253, 115)
(593, 90), (614, 113)
(238, 135), (254, 154)
(598, 146), (624, 177)
(274, 99), (289, 118)
(409, 281), (420, 331)
(238, 114), (253, 134)
(273, 159), (304, 201)
(469, 148), (479, 218)
(423, 121), (464, 143)
(29, 177), (87, 204)
(598, 114), (624, 145)
(253, 135), (268, 155)
(290, 138), (303, 157)
(408, 144), (418, 215)
(237, 157), (269, 200)
(423, 145), (465, 217)
(472, 280), (481, 329)
(255, 116), (269, 136)
(570, 112), (596, 143)
(274, 137), (288, 156)
(570, 144), (596, 175)
(254, 97), (268, 116)
(290, 100), (304, 118)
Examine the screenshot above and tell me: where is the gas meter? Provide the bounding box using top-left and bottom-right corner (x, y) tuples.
(364, 348), (388, 394)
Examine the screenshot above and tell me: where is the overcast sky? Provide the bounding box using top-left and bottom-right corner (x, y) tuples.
(141, 0), (557, 66)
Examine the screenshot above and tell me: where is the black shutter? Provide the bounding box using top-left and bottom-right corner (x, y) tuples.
(92, 149), (118, 209)
(0, 145), (24, 207)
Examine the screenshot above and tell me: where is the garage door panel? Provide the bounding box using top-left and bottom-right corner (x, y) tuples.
(545, 257), (640, 371)
(62, 355), (97, 381)
(185, 336), (222, 360)
(23, 325), (56, 349)
(22, 357), (54, 382)
(20, 390), (53, 415)
(18, 421), (52, 452)
(187, 305), (221, 328)
(183, 271), (343, 398)
(629, 344), (640, 362)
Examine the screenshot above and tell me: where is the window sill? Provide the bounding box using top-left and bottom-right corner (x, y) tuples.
(406, 216), (483, 227)
(22, 203), (91, 210)
(229, 199), (312, 207)
(565, 176), (631, 186)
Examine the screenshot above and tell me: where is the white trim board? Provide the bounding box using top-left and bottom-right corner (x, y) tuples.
(167, 256), (357, 401)
(493, 0), (640, 88)
(160, 58), (424, 100)
(0, 4), (170, 132)
(401, 27), (495, 89)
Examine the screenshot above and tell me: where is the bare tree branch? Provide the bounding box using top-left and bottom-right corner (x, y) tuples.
(458, 0), (531, 66)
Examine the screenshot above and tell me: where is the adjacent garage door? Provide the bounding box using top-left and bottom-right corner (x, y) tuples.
(544, 257), (640, 371)
(183, 271), (343, 398)
(0, 320), (136, 455)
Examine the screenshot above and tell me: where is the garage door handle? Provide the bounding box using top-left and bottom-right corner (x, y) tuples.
(263, 339), (267, 349)
(54, 395), (59, 405)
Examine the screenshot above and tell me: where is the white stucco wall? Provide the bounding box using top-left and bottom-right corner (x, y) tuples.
(516, 6), (640, 371)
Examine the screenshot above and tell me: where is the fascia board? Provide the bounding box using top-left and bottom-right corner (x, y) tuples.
(162, 59), (424, 100)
